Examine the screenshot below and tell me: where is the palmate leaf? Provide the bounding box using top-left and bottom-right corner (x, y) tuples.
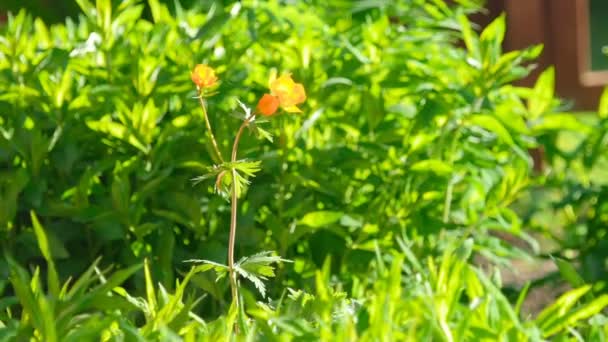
(191, 165), (223, 186)
(192, 160), (262, 204)
(230, 159), (262, 177)
(183, 259), (229, 282)
(234, 251), (292, 298)
(234, 266), (268, 299)
(192, 159), (261, 197)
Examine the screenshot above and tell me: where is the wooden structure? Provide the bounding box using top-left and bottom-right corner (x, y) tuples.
(478, 0), (608, 110)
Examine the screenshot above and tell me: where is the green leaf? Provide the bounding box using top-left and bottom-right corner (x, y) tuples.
(528, 67), (555, 119)
(183, 259), (229, 282)
(55, 68), (73, 108)
(193, 11), (231, 43)
(57, 263), (143, 328)
(111, 162), (131, 220)
(148, 0), (167, 23)
(30, 211), (60, 297)
(396, 236), (423, 274)
(235, 266), (267, 298)
(234, 251), (290, 298)
(96, 0), (112, 34)
(6, 258), (50, 340)
(342, 36), (370, 64)
(231, 159), (262, 177)
(515, 282), (531, 316)
(144, 259), (158, 317)
(86, 117), (149, 154)
(74, 0), (95, 17)
(599, 87), (608, 118)
(157, 226), (175, 288)
(479, 13), (505, 65)
(467, 114), (514, 145)
(237, 251), (290, 278)
(554, 257), (585, 289)
(542, 295), (608, 337)
(531, 113), (591, 134)
(536, 285), (591, 328)
(410, 159), (453, 175)
(65, 257), (102, 300)
(63, 316), (115, 342)
(253, 125), (274, 143)
(299, 211), (343, 228)
(458, 13), (480, 62)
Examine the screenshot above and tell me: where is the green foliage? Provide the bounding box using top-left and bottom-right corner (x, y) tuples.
(525, 85), (608, 285)
(1, 0), (608, 340)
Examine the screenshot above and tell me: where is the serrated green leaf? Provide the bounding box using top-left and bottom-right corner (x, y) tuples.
(235, 265), (267, 298)
(184, 259), (229, 282)
(237, 251), (290, 278)
(234, 251), (290, 298)
(231, 159), (262, 177)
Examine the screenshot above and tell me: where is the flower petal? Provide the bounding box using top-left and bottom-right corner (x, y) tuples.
(257, 94), (280, 116)
(282, 105), (302, 113)
(191, 64), (218, 89)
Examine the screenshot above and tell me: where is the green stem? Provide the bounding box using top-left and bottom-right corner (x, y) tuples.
(276, 116), (289, 278)
(228, 115), (254, 309)
(198, 92), (225, 164)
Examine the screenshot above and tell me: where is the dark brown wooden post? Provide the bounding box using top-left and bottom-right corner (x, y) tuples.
(547, 0), (604, 109)
(504, 0), (550, 87)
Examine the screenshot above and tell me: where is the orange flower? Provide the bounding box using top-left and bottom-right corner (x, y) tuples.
(269, 74), (306, 113)
(257, 93), (280, 116)
(191, 64), (218, 89)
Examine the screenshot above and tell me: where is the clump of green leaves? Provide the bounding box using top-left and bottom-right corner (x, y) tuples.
(1, 0), (608, 340)
(521, 84), (608, 286)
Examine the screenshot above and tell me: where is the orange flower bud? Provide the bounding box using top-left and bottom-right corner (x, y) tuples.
(257, 94), (280, 116)
(191, 64), (218, 89)
(269, 74), (306, 113)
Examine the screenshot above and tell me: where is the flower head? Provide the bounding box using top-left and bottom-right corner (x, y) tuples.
(257, 93), (280, 116)
(269, 74), (306, 113)
(254, 73), (306, 116)
(191, 64), (218, 89)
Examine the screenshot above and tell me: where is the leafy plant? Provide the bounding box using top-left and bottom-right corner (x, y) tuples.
(523, 85), (608, 285)
(1, 0), (608, 340)
(187, 65), (304, 318)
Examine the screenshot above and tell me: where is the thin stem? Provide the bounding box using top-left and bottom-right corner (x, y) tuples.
(231, 116), (254, 162)
(276, 116), (289, 278)
(229, 168), (239, 306)
(198, 91), (225, 164)
(228, 115), (254, 308)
